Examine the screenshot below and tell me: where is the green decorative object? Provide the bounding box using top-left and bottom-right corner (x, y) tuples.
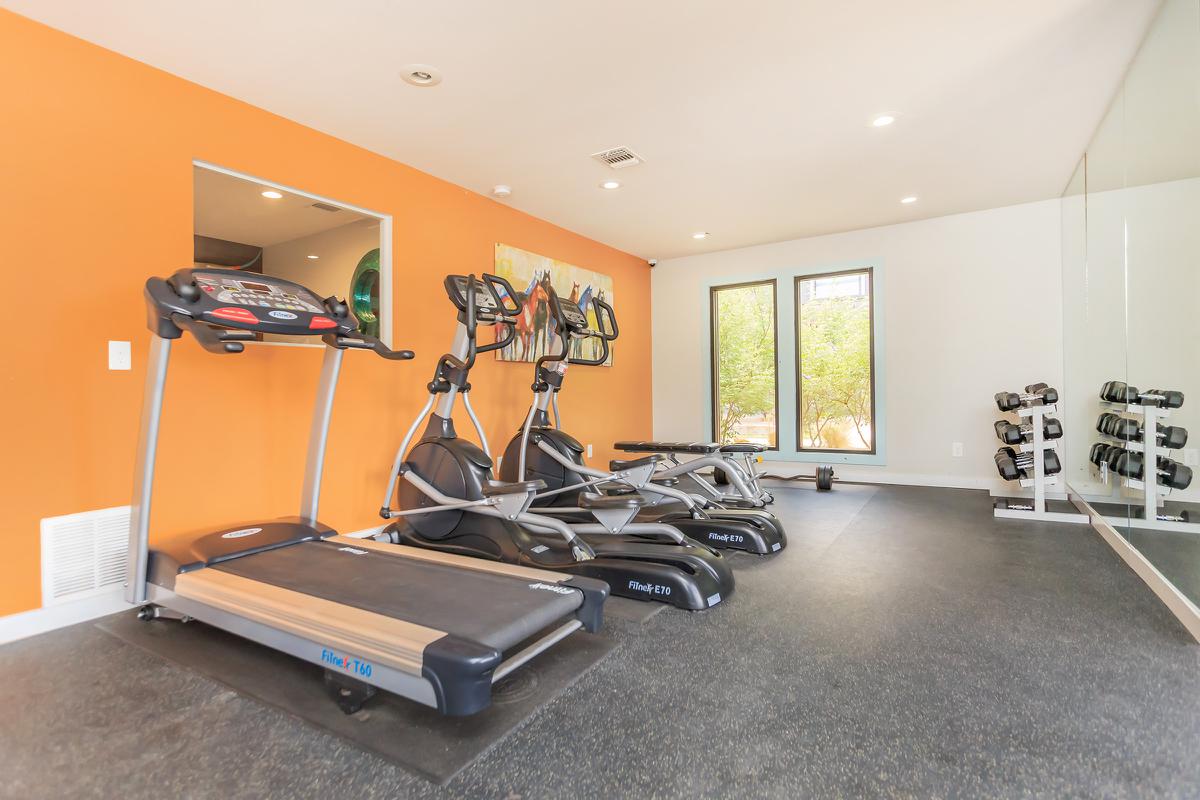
(350, 248), (381, 338)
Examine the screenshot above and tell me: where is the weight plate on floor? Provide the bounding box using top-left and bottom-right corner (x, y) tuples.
(816, 465), (834, 491)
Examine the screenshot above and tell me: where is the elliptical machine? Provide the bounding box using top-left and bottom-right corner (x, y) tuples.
(499, 285), (786, 555)
(378, 274), (733, 610)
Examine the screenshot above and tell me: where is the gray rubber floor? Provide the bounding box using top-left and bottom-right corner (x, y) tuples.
(3, 483), (1199, 799)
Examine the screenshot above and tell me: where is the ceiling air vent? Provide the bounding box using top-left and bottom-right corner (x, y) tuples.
(40, 506), (130, 606)
(310, 202), (341, 213)
(590, 146), (644, 170)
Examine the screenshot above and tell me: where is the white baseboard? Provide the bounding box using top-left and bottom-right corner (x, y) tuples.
(0, 591), (129, 646)
(759, 466), (993, 491)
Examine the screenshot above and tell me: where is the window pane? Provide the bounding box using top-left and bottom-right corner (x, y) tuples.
(797, 270), (874, 452)
(711, 282), (777, 447)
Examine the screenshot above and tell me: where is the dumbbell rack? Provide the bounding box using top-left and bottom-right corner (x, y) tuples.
(994, 403), (1088, 524)
(1094, 401), (1176, 522)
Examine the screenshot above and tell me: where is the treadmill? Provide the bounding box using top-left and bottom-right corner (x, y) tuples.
(128, 267), (608, 716)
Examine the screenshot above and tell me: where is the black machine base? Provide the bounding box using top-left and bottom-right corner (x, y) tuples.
(385, 519), (733, 611)
(391, 431), (734, 611)
(647, 510), (785, 555)
(324, 670), (378, 714)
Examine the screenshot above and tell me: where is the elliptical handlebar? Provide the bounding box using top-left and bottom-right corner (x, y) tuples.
(464, 272), (478, 344)
(475, 273), (521, 356)
(593, 296), (618, 341)
(566, 296), (617, 367)
(483, 273), (523, 317)
(530, 285), (569, 373)
(538, 287), (620, 369)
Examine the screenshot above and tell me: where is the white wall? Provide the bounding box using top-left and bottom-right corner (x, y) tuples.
(266, 217), (380, 300)
(651, 199), (1065, 489)
(263, 218), (382, 344)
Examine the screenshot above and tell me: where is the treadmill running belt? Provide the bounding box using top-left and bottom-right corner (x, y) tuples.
(212, 542), (581, 652)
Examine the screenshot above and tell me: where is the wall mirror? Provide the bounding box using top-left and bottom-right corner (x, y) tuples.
(192, 162), (391, 346)
(1062, 0), (1200, 613)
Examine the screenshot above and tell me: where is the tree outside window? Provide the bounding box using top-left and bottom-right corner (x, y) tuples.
(796, 270), (875, 452)
(710, 281), (778, 447)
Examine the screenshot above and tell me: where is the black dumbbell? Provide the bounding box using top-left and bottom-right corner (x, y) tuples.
(1113, 451), (1193, 490)
(995, 446), (1062, 480)
(1098, 415), (1188, 449)
(1089, 442), (1113, 467)
(1142, 388), (1185, 409)
(1089, 442), (1129, 471)
(995, 385), (1059, 411)
(1096, 413), (1133, 439)
(1100, 380), (1138, 403)
(994, 449), (1021, 481)
(994, 417), (1064, 445)
(1101, 380), (1184, 409)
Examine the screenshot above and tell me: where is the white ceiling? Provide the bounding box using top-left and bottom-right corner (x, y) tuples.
(194, 166), (372, 247)
(3, 0), (1162, 258)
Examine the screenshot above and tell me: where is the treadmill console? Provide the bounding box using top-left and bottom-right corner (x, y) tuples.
(145, 267), (360, 338)
(194, 271), (325, 314)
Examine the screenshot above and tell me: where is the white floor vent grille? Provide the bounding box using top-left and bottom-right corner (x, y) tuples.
(40, 506), (130, 606)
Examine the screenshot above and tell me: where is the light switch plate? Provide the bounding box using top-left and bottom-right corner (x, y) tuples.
(952, 442), (964, 458)
(108, 340), (132, 371)
(1185, 449), (1199, 467)
(587, 444), (594, 458)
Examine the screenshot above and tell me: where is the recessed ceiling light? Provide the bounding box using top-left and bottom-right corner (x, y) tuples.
(261, 190), (283, 199)
(306, 254), (319, 260)
(872, 115), (895, 127)
(492, 184), (512, 198)
(401, 63), (442, 87)
(600, 180), (621, 190)
(900, 196), (918, 204)
(692, 232), (710, 240)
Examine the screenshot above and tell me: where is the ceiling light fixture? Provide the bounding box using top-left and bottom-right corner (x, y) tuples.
(260, 190), (283, 199)
(600, 180), (621, 190)
(306, 254), (319, 260)
(492, 184), (512, 198)
(872, 115), (895, 127)
(900, 196), (918, 204)
(401, 64), (443, 87)
(692, 232), (710, 240)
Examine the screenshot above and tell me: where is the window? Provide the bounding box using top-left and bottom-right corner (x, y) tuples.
(795, 269), (875, 453)
(710, 280), (778, 448)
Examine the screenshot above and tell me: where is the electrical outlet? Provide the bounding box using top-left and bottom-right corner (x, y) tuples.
(108, 340), (131, 371)
(1185, 449), (1199, 467)
(952, 442), (964, 458)
(587, 444), (593, 458)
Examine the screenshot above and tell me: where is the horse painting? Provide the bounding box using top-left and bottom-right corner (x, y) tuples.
(494, 244), (615, 365)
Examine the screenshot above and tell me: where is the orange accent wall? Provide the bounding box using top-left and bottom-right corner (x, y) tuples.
(0, 10), (651, 617)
